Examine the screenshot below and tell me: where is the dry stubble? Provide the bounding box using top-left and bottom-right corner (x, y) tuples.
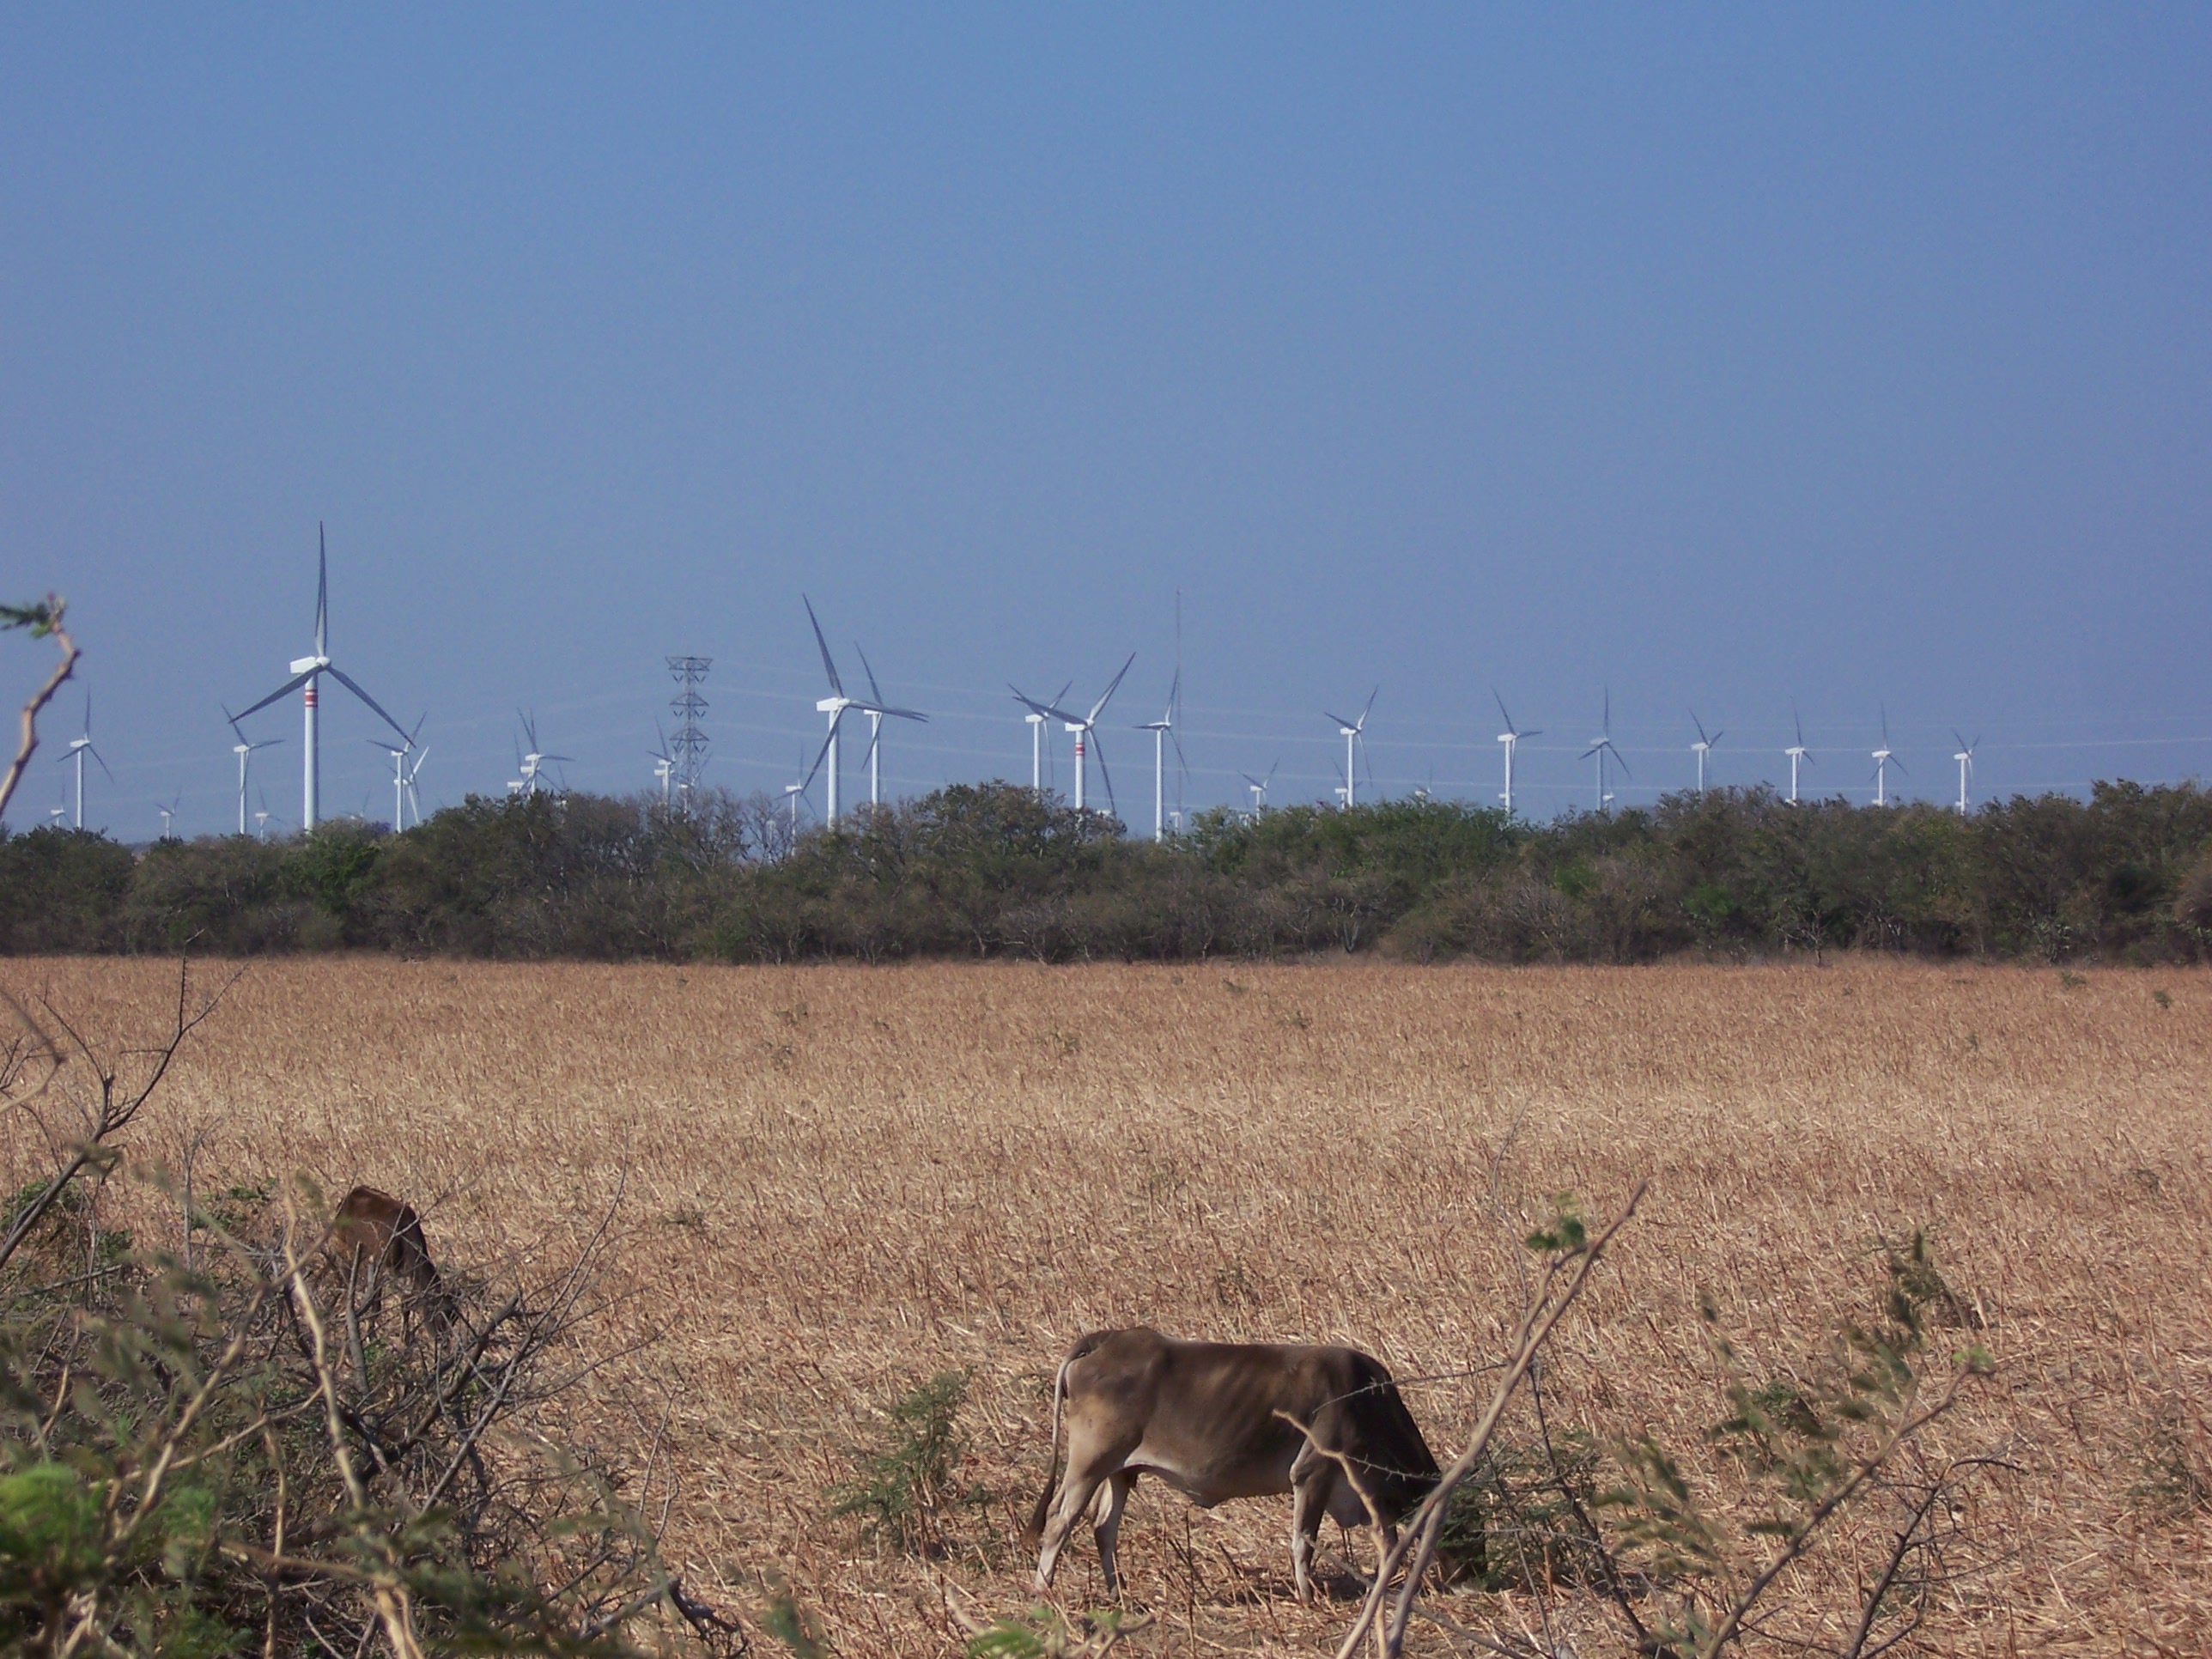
(3, 956), (2204, 1656)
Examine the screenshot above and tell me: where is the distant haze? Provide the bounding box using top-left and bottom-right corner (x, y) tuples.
(4, 8), (2208, 836)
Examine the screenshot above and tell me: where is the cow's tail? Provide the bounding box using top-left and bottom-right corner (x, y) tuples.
(1020, 1357), (1071, 1549)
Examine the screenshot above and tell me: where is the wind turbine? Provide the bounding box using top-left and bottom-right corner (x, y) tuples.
(1580, 690), (1629, 812)
(1784, 707), (1813, 805)
(1494, 690), (1540, 818)
(1018, 679), (1073, 793)
(799, 597), (862, 824)
(1322, 688), (1377, 810)
(253, 788), (274, 841)
(367, 714), (427, 830)
(514, 712), (573, 799)
(228, 526), (411, 831)
(1871, 707), (1905, 806)
(1242, 760), (1279, 815)
(1952, 731), (1979, 815)
(400, 744), (428, 828)
(853, 641), (927, 810)
(1012, 655), (1134, 816)
(1134, 670), (1187, 840)
(647, 721), (674, 807)
(224, 716), (284, 836)
(155, 792), (182, 842)
(58, 694), (112, 830)
(1689, 711), (1725, 799)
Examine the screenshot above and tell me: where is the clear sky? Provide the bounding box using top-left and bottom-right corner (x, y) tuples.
(5, 7), (2209, 836)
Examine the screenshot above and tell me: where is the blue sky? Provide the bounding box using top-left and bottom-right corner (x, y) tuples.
(5, 7), (2209, 836)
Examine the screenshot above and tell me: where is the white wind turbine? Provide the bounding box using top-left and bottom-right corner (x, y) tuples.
(367, 715), (428, 830)
(1012, 655), (1134, 816)
(228, 526), (411, 830)
(1952, 731), (1979, 815)
(253, 788), (274, 841)
(58, 695), (112, 830)
(1784, 706), (1813, 805)
(647, 721), (674, 807)
(1020, 679), (1072, 793)
(1494, 690), (1540, 818)
(853, 641), (928, 810)
(513, 712), (573, 799)
(1689, 711), (1725, 799)
(1323, 688), (1377, 810)
(1134, 669), (1187, 841)
(1242, 759), (1279, 815)
(1580, 690), (1629, 812)
(224, 718), (284, 836)
(155, 792), (182, 842)
(1871, 707), (1905, 806)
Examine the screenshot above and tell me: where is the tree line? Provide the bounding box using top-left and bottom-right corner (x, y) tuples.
(4, 778), (2209, 963)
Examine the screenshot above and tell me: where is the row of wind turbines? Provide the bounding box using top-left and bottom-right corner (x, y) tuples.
(39, 533), (1992, 839)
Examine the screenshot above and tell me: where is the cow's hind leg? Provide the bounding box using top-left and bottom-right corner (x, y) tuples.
(1036, 1435), (1127, 1590)
(1288, 1455), (1338, 1605)
(1092, 1471), (1137, 1598)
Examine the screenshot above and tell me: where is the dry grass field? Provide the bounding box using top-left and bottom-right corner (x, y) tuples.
(3, 957), (2206, 1656)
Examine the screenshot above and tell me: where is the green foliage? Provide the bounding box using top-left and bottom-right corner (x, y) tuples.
(1524, 1193), (1588, 1255)
(829, 1371), (975, 1555)
(0, 599), (62, 638)
(8, 779), (2212, 963)
(1434, 1429), (1612, 1591)
(1598, 1234), (1992, 1656)
(965, 1604), (1141, 1658)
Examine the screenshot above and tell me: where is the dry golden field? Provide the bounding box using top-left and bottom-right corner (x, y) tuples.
(3, 957), (2206, 1656)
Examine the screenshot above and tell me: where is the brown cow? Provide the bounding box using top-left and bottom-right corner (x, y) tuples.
(1024, 1328), (1439, 1601)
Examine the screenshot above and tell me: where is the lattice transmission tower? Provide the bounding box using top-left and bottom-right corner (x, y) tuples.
(666, 656), (712, 802)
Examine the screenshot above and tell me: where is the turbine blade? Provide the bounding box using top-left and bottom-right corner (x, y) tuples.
(1088, 653), (1135, 723)
(1613, 746), (1632, 781)
(855, 641), (884, 708)
(1091, 732), (1116, 817)
(1691, 709), (1711, 745)
(1522, 728), (1543, 740)
(1710, 730), (1724, 747)
(316, 522), (329, 654)
(1492, 687), (1514, 732)
(799, 723), (836, 791)
(1358, 684), (1377, 729)
(326, 665), (413, 744)
(880, 704), (927, 722)
(803, 595), (844, 696)
(231, 668), (316, 721)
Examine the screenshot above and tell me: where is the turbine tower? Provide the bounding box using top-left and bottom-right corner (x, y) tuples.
(228, 526), (410, 831)
(1494, 690), (1540, 818)
(1135, 670), (1187, 841)
(1580, 690), (1629, 813)
(1012, 655), (1133, 815)
(58, 695), (112, 830)
(1784, 707), (1813, 805)
(1871, 707), (1905, 806)
(1689, 711), (1725, 799)
(1952, 731), (1979, 815)
(1322, 688), (1377, 810)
